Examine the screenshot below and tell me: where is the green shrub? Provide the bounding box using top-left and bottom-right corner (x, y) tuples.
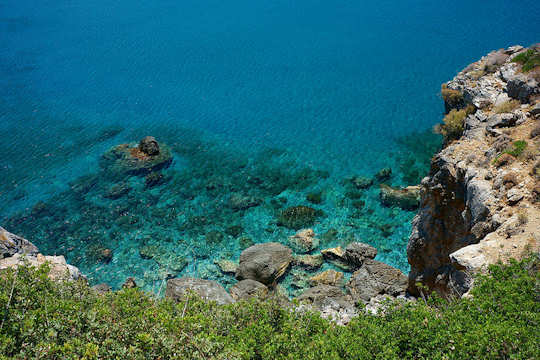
(493, 99), (520, 114)
(504, 140), (528, 157)
(437, 108), (467, 143)
(441, 85), (464, 112)
(512, 49), (540, 72)
(1, 256), (539, 359)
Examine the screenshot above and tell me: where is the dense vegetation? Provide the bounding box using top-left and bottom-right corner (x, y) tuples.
(1, 256), (538, 359)
(512, 49), (540, 72)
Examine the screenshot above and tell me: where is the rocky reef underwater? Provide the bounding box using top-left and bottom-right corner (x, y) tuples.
(1, 122), (440, 298)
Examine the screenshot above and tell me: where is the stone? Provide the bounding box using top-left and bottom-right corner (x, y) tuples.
(205, 230), (224, 244)
(346, 259), (408, 303)
(277, 206), (323, 230)
(139, 136), (160, 156)
(288, 228), (319, 253)
(165, 277), (234, 305)
(0, 253), (83, 282)
(506, 188), (524, 205)
(296, 285), (357, 325)
(529, 103), (540, 118)
(122, 277), (137, 289)
(105, 183), (131, 199)
(294, 254), (323, 270)
(229, 279), (268, 301)
(495, 153), (515, 167)
(92, 283), (112, 294)
(350, 176), (373, 189)
(215, 259), (238, 275)
(344, 242), (378, 269)
(309, 269), (344, 286)
(236, 242), (293, 285)
(379, 184), (421, 210)
(101, 141), (173, 176)
(145, 172), (165, 188)
(321, 246), (351, 271)
(0, 227), (38, 259)
(506, 75), (537, 103)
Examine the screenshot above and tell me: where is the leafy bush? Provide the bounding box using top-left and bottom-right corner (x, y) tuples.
(512, 49), (540, 72)
(493, 99), (520, 114)
(441, 85), (464, 112)
(437, 108), (467, 143)
(504, 140), (528, 157)
(1, 256), (539, 359)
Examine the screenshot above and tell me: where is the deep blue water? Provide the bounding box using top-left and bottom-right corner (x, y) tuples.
(1, 0), (539, 294)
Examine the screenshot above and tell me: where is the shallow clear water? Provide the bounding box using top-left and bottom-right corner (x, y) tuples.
(1, 0), (539, 294)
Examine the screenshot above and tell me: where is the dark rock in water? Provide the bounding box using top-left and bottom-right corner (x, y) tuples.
(139, 136), (160, 156)
(0, 226), (39, 259)
(139, 245), (159, 260)
(306, 191), (323, 204)
(122, 277), (138, 289)
(352, 200), (365, 210)
(229, 279), (268, 301)
(70, 174), (99, 194)
(105, 182), (131, 199)
(238, 236), (254, 249)
(344, 242), (377, 269)
(346, 259), (408, 303)
(351, 176), (373, 189)
(92, 283), (112, 294)
(344, 190), (363, 199)
(87, 245), (113, 264)
(165, 277), (234, 305)
(205, 230), (224, 244)
(278, 206), (322, 230)
(145, 172), (165, 188)
(236, 242), (293, 285)
(228, 193), (262, 211)
(379, 184), (420, 210)
(101, 141), (173, 176)
(375, 167), (392, 182)
(320, 228), (338, 243)
(288, 228), (319, 253)
(31, 201), (49, 217)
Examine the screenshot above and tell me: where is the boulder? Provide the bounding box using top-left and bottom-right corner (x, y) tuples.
(0, 253), (83, 282)
(288, 228), (319, 253)
(346, 259), (407, 303)
(344, 242), (377, 268)
(229, 279), (268, 301)
(321, 246), (351, 271)
(296, 285), (357, 325)
(309, 269), (344, 286)
(101, 140), (173, 176)
(506, 74), (537, 103)
(165, 277), (234, 305)
(294, 254), (323, 270)
(236, 242), (293, 285)
(122, 277), (138, 289)
(138, 136), (160, 156)
(0, 227), (38, 259)
(379, 184), (421, 210)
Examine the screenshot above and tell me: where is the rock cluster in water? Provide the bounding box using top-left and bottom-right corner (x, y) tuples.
(408, 44), (540, 297)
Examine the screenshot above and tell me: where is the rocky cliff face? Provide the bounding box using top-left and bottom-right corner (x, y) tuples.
(408, 45), (540, 297)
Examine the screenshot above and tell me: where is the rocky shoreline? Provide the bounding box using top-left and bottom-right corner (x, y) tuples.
(1, 44), (539, 324)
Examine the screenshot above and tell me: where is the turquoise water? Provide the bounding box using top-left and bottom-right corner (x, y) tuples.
(1, 0), (539, 294)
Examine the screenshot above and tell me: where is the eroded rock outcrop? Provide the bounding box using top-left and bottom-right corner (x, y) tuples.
(408, 44), (540, 297)
(236, 242), (293, 285)
(165, 277), (234, 304)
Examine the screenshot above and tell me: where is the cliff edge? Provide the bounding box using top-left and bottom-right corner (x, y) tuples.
(407, 45), (540, 297)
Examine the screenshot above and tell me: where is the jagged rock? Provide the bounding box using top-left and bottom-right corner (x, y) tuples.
(122, 277), (137, 289)
(236, 242), (293, 285)
(296, 285), (357, 325)
(215, 259), (238, 275)
(139, 136), (160, 156)
(375, 168), (392, 181)
(165, 277), (234, 305)
(288, 228), (319, 253)
(0, 226), (38, 259)
(530, 103), (540, 118)
(506, 188), (524, 205)
(506, 74), (537, 103)
(229, 279), (268, 301)
(344, 242), (377, 269)
(379, 184), (420, 210)
(321, 246), (351, 271)
(294, 254), (323, 270)
(0, 253), (84, 282)
(346, 259), (407, 303)
(309, 269), (344, 286)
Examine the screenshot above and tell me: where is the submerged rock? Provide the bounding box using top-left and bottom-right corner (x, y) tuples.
(288, 228), (319, 253)
(350, 176), (373, 189)
(228, 193), (262, 211)
(165, 277), (234, 305)
(236, 242), (293, 285)
(379, 184), (421, 210)
(101, 138), (173, 176)
(229, 279), (268, 301)
(278, 206), (322, 230)
(139, 136), (160, 156)
(346, 259), (408, 303)
(375, 168), (392, 182)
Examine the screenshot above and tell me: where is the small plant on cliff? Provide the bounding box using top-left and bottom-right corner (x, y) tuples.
(504, 140), (528, 157)
(493, 99), (520, 114)
(436, 108), (467, 143)
(512, 48), (540, 72)
(441, 84), (464, 111)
